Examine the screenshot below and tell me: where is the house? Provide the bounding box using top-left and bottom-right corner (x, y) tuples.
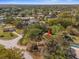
(0, 16), (5, 24)
(16, 16), (39, 29)
(28, 19), (39, 24)
(3, 25), (15, 32)
(16, 16), (29, 19)
(46, 12), (57, 18)
(16, 16), (39, 25)
(37, 13), (45, 20)
(3, 28), (16, 32)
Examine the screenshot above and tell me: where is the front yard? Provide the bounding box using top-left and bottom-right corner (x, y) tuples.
(0, 25), (17, 40)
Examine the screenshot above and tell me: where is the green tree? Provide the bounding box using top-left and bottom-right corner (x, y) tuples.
(51, 24), (64, 35)
(20, 23), (46, 45)
(44, 32), (75, 59)
(5, 16), (14, 24)
(0, 45), (22, 59)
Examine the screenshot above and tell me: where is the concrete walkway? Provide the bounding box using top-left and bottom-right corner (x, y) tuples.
(0, 32), (33, 59)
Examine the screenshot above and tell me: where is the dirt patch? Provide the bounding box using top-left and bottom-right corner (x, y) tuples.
(31, 52), (44, 59)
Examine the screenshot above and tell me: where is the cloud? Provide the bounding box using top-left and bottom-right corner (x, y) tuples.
(46, 0), (79, 4)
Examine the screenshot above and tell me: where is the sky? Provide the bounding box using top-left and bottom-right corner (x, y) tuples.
(0, 0), (79, 4)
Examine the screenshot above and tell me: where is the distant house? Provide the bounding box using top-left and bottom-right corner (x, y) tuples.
(28, 19), (39, 24)
(16, 16), (39, 28)
(37, 13), (45, 20)
(37, 13), (44, 17)
(16, 16), (29, 25)
(16, 16), (29, 20)
(16, 16), (39, 25)
(0, 16), (5, 24)
(46, 13), (57, 18)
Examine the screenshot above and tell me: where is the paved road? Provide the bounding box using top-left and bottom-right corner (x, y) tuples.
(0, 32), (33, 59)
(71, 46), (79, 59)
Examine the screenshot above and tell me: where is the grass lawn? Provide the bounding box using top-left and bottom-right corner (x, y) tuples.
(0, 26), (17, 40)
(73, 36), (79, 44)
(19, 34), (29, 45)
(15, 28), (24, 34)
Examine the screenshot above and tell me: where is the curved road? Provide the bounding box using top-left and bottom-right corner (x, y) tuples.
(0, 32), (33, 59)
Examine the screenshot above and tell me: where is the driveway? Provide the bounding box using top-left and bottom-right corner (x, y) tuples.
(0, 32), (33, 59)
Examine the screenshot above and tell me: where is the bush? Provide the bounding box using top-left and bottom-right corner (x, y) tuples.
(51, 24), (64, 35)
(47, 18), (59, 25)
(0, 35), (4, 37)
(10, 33), (14, 37)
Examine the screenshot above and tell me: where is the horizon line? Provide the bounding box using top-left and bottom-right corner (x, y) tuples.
(0, 3), (79, 5)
